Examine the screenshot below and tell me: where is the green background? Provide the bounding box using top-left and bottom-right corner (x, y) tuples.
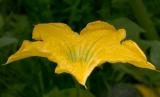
(0, 0), (160, 97)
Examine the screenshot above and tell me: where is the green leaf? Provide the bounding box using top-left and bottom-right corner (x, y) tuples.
(111, 17), (145, 41)
(43, 88), (63, 97)
(111, 17), (151, 51)
(44, 88), (95, 97)
(0, 36), (18, 48)
(109, 83), (141, 97)
(0, 14), (4, 29)
(61, 88), (95, 97)
(150, 41), (160, 68)
(112, 0), (128, 4)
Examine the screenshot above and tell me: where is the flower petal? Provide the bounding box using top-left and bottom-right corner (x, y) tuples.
(97, 40), (155, 70)
(6, 23), (79, 64)
(32, 23), (79, 41)
(6, 40), (51, 64)
(80, 20), (116, 35)
(79, 21), (155, 80)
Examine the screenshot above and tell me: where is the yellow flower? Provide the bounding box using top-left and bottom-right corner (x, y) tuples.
(6, 21), (156, 86)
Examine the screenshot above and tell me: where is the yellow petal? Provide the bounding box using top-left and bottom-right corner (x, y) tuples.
(6, 40), (50, 64)
(80, 20), (116, 35)
(6, 21), (156, 86)
(32, 23), (78, 41)
(97, 40), (155, 70)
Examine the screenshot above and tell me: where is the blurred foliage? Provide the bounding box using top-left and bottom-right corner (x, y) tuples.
(0, 0), (160, 97)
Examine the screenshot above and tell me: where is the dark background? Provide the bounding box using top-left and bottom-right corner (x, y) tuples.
(0, 0), (160, 97)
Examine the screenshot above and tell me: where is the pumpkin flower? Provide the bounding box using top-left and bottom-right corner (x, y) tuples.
(6, 21), (156, 86)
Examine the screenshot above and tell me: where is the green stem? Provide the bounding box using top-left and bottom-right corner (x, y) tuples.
(74, 79), (80, 97)
(129, 0), (159, 40)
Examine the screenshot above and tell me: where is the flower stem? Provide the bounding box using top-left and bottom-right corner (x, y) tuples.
(74, 79), (80, 97)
